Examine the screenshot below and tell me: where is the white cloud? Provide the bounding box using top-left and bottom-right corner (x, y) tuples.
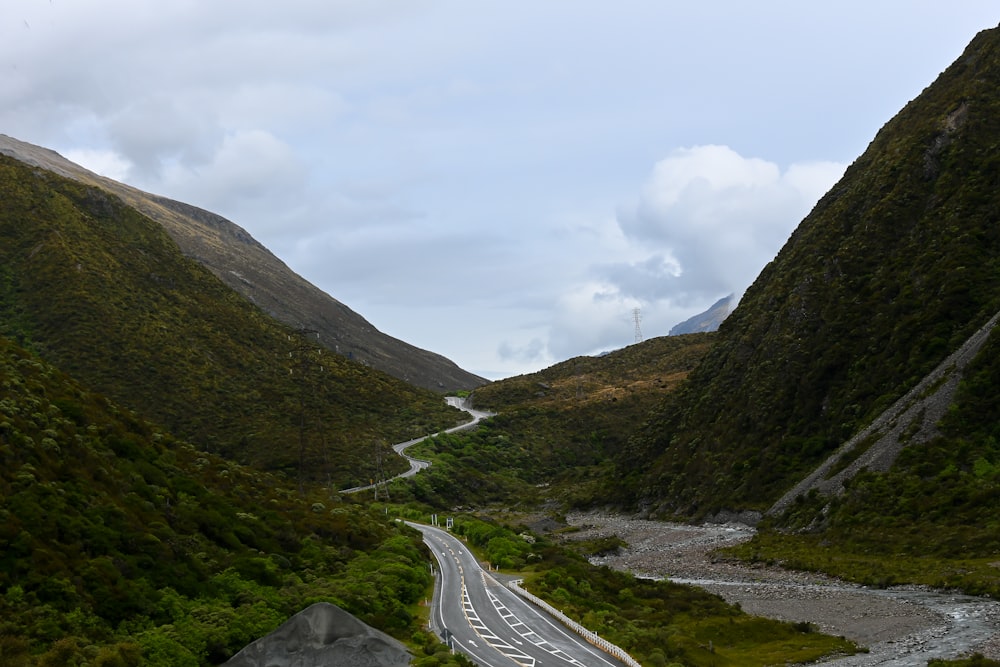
(497, 337), (547, 365)
(150, 129), (306, 215)
(545, 281), (640, 360)
(525, 146), (847, 355)
(107, 96), (220, 178)
(613, 145), (846, 306)
(62, 148), (132, 182)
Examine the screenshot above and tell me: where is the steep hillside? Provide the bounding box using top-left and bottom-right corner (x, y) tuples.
(0, 335), (446, 665)
(725, 314), (1000, 595)
(402, 335), (714, 508)
(0, 154), (463, 487)
(0, 134), (487, 393)
(620, 25), (1000, 517)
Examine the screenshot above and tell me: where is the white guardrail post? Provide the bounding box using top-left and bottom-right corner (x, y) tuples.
(507, 579), (643, 667)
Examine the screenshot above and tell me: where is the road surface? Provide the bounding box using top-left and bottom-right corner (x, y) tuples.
(409, 522), (630, 667)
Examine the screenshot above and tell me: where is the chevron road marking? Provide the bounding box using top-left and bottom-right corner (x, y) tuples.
(484, 573), (587, 667)
(459, 574), (536, 667)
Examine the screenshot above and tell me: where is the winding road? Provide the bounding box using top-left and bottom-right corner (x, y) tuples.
(409, 522), (631, 667)
(342, 397), (493, 494)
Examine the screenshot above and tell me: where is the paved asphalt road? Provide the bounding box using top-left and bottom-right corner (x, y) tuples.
(409, 522), (628, 667)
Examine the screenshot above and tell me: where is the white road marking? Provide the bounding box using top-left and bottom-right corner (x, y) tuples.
(459, 574), (536, 667)
(484, 574), (587, 667)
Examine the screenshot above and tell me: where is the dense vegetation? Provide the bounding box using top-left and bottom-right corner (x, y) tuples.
(725, 322), (1000, 596)
(0, 323), (854, 665)
(0, 335), (473, 665)
(0, 155), (463, 487)
(617, 25), (1000, 517)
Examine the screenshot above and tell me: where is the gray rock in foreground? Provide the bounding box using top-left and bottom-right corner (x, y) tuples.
(224, 602), (411, 667)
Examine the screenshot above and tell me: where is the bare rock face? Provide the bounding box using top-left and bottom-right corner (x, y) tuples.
(224, 602), (411, 667)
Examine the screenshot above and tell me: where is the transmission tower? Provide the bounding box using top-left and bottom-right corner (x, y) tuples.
(372, 441), (391, 502)
(633, 307), (643, 343)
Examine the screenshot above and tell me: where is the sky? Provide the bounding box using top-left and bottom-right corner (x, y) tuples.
(2, 3), (997, 379)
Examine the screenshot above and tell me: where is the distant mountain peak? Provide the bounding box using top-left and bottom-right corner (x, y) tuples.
(668, 294), (734, 335)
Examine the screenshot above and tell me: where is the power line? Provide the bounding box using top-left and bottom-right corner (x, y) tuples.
(290, 328), (319, 494)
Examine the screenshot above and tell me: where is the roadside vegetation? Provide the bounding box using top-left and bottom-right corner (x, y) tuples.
(402, 334), (715, 508)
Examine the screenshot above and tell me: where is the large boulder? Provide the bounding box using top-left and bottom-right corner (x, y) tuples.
(224, 602), (411, 667)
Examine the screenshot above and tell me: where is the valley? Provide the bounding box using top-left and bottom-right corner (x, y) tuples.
(2, 19), (1000, 667)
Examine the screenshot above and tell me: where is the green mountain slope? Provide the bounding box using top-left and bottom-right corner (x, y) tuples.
(0, 133), (487, 393)
(0, 154), (462, 487)
(725, 323), (1000, 594)
(0, 335), (439, 665)
(620, 24), (1000, 518)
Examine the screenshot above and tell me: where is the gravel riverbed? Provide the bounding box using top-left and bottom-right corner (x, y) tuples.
(562, 512), (1000, 664)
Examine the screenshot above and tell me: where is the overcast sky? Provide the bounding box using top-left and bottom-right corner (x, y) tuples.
(2, 3), (996, 379)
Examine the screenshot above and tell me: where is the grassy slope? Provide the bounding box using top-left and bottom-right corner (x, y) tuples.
(620, 25), (1000, 518)
(0, 155), (462, 487)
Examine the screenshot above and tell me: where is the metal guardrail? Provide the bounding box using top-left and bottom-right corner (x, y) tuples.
(507, 579), (642, 667)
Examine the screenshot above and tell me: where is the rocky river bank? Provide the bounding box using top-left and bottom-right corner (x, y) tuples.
(561, 513), (1000, 665)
